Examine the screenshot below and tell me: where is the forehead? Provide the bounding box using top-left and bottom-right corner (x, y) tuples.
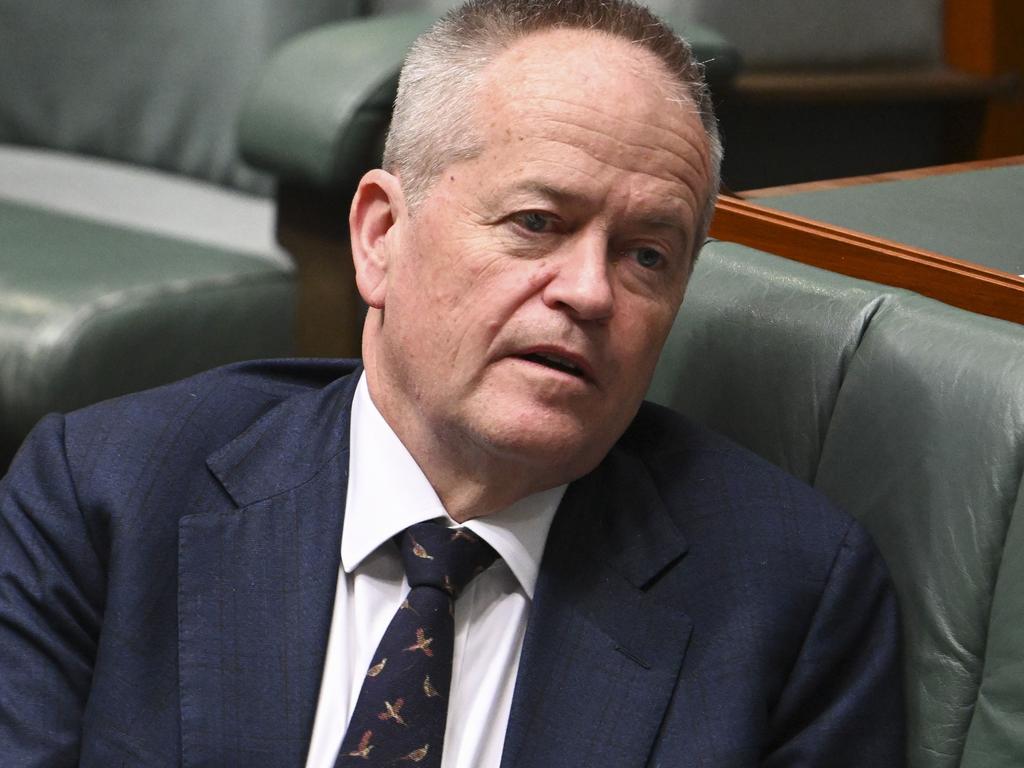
(486, 27), (679, 99)
(467, 28), (711, 225)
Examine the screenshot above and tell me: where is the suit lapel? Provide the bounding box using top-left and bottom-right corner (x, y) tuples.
(177, 368), (360, 768)
(501, 444), (692, 768)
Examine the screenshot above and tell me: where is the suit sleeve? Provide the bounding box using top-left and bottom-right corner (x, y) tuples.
(0, 414), (105, 766)
(763, 520), (906, 767)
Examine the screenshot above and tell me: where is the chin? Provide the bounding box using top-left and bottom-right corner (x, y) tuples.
(468, 408), (617, 482)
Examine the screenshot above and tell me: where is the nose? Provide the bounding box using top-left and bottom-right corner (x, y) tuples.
(541, 233), (614, 321)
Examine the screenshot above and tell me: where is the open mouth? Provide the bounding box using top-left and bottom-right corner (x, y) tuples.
(518, 352), (586, 379)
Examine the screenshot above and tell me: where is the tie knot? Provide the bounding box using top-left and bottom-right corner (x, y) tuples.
(399, 521), (498, 599)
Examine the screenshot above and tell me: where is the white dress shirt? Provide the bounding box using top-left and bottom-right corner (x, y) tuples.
(304, 374), (565, 768)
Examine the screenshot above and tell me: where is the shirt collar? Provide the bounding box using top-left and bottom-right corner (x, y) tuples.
(342, 373), (564, 599)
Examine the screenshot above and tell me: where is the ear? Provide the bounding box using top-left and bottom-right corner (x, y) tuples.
(349, 169), (406, 309)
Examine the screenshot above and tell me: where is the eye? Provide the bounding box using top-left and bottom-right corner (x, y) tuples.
(514, 211), (555, 234)
(632, 247), (665, 270)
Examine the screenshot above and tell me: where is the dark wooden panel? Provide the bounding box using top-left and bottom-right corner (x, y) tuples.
(945, 0), (1024, 157)
(276, 182), (364, 358)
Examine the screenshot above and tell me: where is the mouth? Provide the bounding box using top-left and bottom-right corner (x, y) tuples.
(514, 348), (591, 381)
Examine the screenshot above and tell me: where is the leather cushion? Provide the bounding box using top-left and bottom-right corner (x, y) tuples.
(650, 241), (1024, 768)
(816, 294), (1024, 768)
(1, 199), (295, 467)
(649, 241), (894, 483)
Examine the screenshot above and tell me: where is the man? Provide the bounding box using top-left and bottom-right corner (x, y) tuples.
(0, 0), (903, 766)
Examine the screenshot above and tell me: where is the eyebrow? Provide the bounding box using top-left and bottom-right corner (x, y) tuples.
(502, 180), (692, 243)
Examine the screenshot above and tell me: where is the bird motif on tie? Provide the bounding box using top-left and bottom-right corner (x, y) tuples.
(399, 745), (430, 762)
(332, 521), (498, 768)
(404, 628), (434, 657)
(347, 731), (375, 759)
(377, 698), (407, 726)
(411, 537), (433, 560)
(422, 675), (440, 698)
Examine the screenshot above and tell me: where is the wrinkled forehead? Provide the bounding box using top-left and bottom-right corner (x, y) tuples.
(463, 29), (711, 219)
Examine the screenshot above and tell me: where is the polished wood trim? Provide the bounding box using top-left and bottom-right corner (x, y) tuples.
(709, 196), (1024, 324)
(738, 155), (1024, 198)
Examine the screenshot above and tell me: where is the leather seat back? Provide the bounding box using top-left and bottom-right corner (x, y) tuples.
(650, 241), (1024, 768)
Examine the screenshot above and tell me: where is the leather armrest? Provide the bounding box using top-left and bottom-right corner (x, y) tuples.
(238, 12), (438, 190)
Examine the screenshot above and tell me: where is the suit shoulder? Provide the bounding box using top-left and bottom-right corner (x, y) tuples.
(622, 401), (857, 562)
(61, 358), (358, 481)
(623, 400), (743, 457)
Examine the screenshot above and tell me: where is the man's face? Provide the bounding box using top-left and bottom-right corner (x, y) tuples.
(364, 29), (712, 492)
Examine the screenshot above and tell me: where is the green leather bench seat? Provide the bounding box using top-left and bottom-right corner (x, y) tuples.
(0, 199), (295, 468)
(0, 1), (379, 469)
(0, 0), (365, 194)
(649, 241), (1024, 768)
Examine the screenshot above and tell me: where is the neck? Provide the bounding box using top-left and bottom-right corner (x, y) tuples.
(406, 444), (539, 523)
(362, 348), (556, 523)
(373, 389), (547, 522)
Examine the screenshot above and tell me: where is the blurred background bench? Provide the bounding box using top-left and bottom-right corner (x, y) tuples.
(0, 1), (376, 466)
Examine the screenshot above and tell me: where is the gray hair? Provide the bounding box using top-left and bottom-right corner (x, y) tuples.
(382, 0), (723, 248)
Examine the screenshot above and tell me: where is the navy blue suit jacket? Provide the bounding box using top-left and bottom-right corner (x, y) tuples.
(0, 360), (903, 766)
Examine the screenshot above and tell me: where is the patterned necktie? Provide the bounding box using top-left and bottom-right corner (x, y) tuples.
(333, 521), (498, 767)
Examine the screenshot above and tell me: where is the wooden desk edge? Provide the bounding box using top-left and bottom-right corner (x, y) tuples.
(709, 196), (1024, 325)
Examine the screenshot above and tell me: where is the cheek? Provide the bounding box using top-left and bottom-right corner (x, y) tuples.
(616, 298), (679, 368)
